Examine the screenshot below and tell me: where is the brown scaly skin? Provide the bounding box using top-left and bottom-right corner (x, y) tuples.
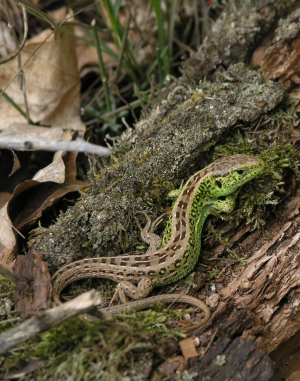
(52, 155), (264, 315)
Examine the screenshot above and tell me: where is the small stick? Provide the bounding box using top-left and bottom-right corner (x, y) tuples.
(0, 137), (111, 156)
(0, 289), (103, 355)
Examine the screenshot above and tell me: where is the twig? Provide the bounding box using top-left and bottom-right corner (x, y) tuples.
(0, 317), (21, 324)
(12, 225), (25, 239)
(114, 85), (138, 123)
(0, 136), (111, 156)
(173, 37), (196, 54)
(0, 289), (103, 355)
(200, 329), (217, 360)
(0, 3), (28, 64)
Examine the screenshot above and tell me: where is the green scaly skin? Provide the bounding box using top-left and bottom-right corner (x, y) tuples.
(52, 154), (264, 306)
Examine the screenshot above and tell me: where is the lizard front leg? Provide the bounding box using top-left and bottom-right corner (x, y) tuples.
(134, 211), (165, 253)
(112, 277), (154, 303)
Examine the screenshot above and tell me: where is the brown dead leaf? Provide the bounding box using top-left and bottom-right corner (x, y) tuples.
(262, 37), (300, 90)
(0, 125), (73, 198)
(158, 356), (187, 375)
(0, 150), (87, 270)
(0, 149), (31, 195)
(0, 22), (85, 131)
(0, 124), (67, 140)
(0, 204), (16, 271)
(47, 6), (67, 23)
(0, 192), (11, 209)
(14, 251), (52, 318)
(9, 150), (21, 175)
(25, 28), (53, 45)
(12, 151), (87, 232)
(179, 338), (199, 360)
(256, 102), (267, 108)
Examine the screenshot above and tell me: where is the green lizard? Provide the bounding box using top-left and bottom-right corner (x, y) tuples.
(52, 154), (264, 317)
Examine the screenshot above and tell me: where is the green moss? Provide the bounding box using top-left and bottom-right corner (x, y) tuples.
(2, 309), (185, 381)
(204, 221), (247, 265)
(0, 279), (16, 334)
(212, 109), (299, 229)
(201, 105), (299, 265)
(0, 278), (15, 294)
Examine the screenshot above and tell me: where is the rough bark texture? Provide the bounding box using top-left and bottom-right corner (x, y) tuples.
(27, 1), (300, 379)
(13, 251), (52, 319)
(186, 194), (300, 357)
(189, 337), (274, 381)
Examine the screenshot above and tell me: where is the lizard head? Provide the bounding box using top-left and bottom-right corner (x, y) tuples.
(208, 154), (265, 197)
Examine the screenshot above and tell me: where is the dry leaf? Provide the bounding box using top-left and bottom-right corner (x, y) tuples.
(179, 338), (199, 360)
(0, 192), (11, 209)
(0, 203), (16, 271)
(0, 23), (85, 131)
(158, 356), (187, 375)
(47, 7), (67, 23)
(0, 124), (67, 140)
(0, 151), (87, 271)
(13, 151), (87, 232)
(0, 149), (30, 194)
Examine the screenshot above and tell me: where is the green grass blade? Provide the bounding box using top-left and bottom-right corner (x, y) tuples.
(113, 0), (123, 18)
(168, 0), (178, 58)
(92, 20), (112, 112)
(151, 0), (169, 77)
(147, 45), (169, 77)
(1, 90), (35, 124)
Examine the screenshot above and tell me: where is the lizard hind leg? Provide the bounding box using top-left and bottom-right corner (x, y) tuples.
(111, 278), (154, 304)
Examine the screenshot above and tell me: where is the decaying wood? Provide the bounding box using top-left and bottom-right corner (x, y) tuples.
(0, 289), (102, 355)
(188, 337), (274, 381)
(13, 251), (52, 318)
(194, 214), (300, 355)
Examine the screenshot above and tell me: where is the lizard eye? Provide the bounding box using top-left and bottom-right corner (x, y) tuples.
(218, 196), (226, 200)
(216, 180), (222, 188)
(237, 170), (244, 175)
